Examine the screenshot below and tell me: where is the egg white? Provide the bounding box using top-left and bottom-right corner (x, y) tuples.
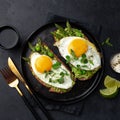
(55, 36), (101, 70)
(30, 52), (73, 89)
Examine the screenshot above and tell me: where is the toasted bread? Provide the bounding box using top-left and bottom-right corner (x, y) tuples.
(52, 22), (101, 81)
(28, 40), (75, 94)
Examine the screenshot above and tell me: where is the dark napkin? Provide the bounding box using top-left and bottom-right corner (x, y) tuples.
(29, 13), (102, 116)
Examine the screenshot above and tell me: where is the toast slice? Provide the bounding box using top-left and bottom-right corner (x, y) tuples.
(51, 21), (101, 81)
(26, 38), (75, 93)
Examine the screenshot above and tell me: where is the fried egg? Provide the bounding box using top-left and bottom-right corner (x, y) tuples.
(55, 36), (101, 70)
(30, 52), (73, 89)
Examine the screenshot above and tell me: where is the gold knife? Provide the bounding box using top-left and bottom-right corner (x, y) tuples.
(8, 57), (32, 94)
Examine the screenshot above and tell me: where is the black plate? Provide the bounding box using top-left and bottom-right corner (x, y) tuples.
(21, 21), (104, 104)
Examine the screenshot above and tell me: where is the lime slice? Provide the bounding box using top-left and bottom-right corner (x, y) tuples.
(99, 86), (118, 98)
(104, 75), (120, 88)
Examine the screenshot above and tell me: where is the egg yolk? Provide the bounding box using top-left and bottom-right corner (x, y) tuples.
(68, 39), (88, 57)
(35, 55), (52, 73)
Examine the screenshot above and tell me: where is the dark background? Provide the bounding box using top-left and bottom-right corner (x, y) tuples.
(0, 0), (120, 120)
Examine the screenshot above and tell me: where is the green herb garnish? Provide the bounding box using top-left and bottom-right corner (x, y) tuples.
(57, 77), (64, 84)
(81, 65), (88, 68)
(66, 21), (73, 36)
(61, 68), (69, 76)
(66, 55), (71, 63)
(82, 54), (86, 58)
(80, 54), (88, 64)
(32, 39), (54, 58)
(22, 57), (30, 62)
(72, 28), (84, 37)
(28, 42), (35, 51)
(80, 70), (86, 75)
(88, 59), (94, 65)
(47, 70), (68, 84)
(102, 37), (112, 47)
(49, 78), (52, 82)
(47, 51), (54, 58)
(52, 21), (84, 40)
(51, 32), (63, 41)
(35, 43), (41, 52)
(44, 71), (53, 78)
(52, 61), (61, 69)
(55, 24), (64, 32)
(60, 72), (65, 77)
(49, 76), (64, 84)
(35, 39), (41, 52)
(70, 49), (78, 60)
(55, 24), (67, 37)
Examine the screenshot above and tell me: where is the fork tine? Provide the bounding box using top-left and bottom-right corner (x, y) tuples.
(3, 67), (10, 78)
(0, 67), (8, 79)
(0, 66), (17, 84)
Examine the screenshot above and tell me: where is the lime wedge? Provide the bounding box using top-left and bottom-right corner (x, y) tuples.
(99, 86), (118, 98)
(104, 75), (120, 88)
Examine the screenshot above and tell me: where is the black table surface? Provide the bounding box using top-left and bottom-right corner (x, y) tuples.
(0, 0), (120, 120)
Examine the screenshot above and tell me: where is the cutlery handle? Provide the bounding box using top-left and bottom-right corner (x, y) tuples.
(22, 95), (42, 120)
(21, 82), (53, 120)
(28, 90), (53, 120)
(16, 87), (42, 120)
(20, 83), (53, 120)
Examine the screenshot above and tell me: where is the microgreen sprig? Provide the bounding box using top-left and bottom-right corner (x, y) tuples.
(102, 37), (113, 47)
(66, 55), (71, 63)
(70, 49), (78, 60)
(80, 54), (88, 64)
(52, 61), (61, 69)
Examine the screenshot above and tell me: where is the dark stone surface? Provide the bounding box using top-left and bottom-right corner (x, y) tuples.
(0, 0), (120, 120)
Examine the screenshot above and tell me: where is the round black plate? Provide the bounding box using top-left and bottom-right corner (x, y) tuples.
(21, 21), (104, 104)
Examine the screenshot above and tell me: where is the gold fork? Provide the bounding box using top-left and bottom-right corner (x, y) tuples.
(0, 66), (23, 95)
(0, 66), (42, 120)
